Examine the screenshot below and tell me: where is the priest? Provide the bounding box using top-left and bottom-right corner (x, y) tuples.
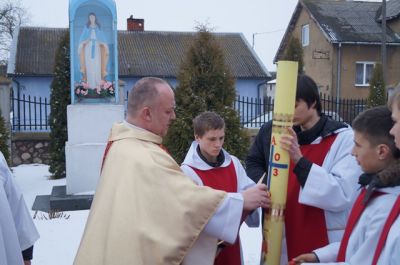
(74, 77), (270, 265)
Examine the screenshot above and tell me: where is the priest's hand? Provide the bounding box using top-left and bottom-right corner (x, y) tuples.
(290, 252), (319, 264)
(241, 184), (271, 211)
(280, 127), (303, 165)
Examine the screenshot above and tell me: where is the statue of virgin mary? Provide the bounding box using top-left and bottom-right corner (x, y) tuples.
(78, 12), (109, 89)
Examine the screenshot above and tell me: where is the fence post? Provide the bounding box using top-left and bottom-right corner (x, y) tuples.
(0, 77), (12, 155)
(118, 79), (125, 105)
(0, 78), (11, 124)
(0, 78), (11, 123)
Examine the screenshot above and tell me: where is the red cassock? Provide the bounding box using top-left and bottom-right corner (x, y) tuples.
(190, 161), (242, 265)
(285, 134), (337, 261)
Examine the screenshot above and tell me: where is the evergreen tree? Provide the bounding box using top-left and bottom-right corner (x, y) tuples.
(49, 31), (70, 179)
(283, 37), (304, 73)
(0, 109), (10, 163)
(367, 63), (386, 108)
(164, 26), (249, 164)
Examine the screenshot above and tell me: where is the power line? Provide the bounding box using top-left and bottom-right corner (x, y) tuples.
(252, 29), (285, 48)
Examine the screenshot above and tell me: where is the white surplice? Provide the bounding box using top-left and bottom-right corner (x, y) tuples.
(304, 186), (400, 265)
(0, 152), (39, 265)
(181, 141), (259, 265)
(281, 127), (362, 264)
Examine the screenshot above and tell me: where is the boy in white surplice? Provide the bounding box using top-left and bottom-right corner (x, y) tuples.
(181, 111), (264, 265)
(293, 106), (400, 264)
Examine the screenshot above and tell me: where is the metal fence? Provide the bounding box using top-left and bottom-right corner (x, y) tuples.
(11, 91), (51, 132)
(10, 92), (367, 132)
(235, 94), (367, 128)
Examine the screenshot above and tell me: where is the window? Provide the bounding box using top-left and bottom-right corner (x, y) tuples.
(301, 24), (309, 46)
(355, 62), (374, 86)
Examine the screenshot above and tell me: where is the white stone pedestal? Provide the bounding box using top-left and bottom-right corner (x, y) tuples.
(66, 104), (124, 194)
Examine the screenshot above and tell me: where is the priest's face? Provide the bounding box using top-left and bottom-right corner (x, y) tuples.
(195, 129), (225, 163)
(351, 131), (383, 173)
(390, 105), (400, 149)
(151, 84), (176, 137)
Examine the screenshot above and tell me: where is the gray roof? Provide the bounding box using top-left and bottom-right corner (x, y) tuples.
(12, 27), (269, 79)
(377, 0), (400, 21)
(303, 0), (400, 44)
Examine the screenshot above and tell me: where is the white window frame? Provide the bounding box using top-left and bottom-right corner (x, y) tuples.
(355, 61), (375, 86)
(301, 24), (309, 47)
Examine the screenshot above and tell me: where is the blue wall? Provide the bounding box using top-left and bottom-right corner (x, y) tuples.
(121, 77), (264, 99)
(11, 76), (52, 131)
(236, 79), (264, 99)
(234, 79), (267, 123)
(12, 76), (52, 99)
(121, 77), (178, 96)
(13, 76), (265, 100)
(11, 76), (266, 131)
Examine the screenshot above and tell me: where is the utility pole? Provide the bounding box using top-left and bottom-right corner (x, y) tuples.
(382, 0), (387, 85)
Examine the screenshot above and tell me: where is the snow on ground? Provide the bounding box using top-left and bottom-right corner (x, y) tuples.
(12, 164), (87, 265)
(12, 164), (262, 265)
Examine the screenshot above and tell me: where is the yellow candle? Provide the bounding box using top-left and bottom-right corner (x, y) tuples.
(262, 61), (298, 265)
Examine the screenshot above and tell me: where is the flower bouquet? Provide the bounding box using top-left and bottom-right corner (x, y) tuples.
(74, 80), (115, 99)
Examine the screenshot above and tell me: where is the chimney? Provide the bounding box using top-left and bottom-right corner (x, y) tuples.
(127, 15), (144, 31)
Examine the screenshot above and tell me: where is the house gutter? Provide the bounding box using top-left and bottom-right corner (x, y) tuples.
(257, 80), (269, 115)
(336, 42), (342, 111)
(257, 80), (269, 98)
(11, 78), (21, 131)
(11, 78), (20, 98)
(331, 41), (400, 46)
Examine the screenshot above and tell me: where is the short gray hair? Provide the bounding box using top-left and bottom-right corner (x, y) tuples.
(127, 77), (168, 117)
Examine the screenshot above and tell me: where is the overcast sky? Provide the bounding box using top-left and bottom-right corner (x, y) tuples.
(20, 0), (301, 71)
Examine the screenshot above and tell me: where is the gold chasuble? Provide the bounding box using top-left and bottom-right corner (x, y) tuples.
(74, 123), (226, 265)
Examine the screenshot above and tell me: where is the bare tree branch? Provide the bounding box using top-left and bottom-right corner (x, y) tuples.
(0, 0), (29, 63)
